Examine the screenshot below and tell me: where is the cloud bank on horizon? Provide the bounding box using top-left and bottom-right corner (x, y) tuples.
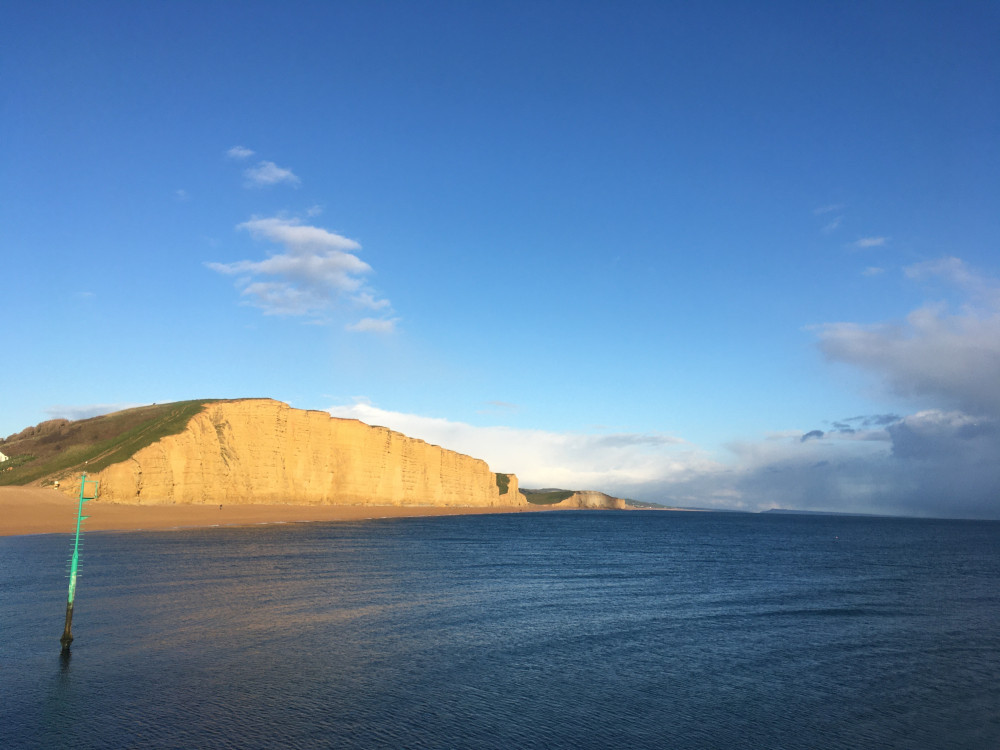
(330, 258), (1000, 520)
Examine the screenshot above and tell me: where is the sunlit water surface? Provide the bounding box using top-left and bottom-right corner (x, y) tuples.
(2, 511), (999, 749)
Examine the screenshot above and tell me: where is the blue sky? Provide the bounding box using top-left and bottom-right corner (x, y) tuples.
(3, 1), (999, 518)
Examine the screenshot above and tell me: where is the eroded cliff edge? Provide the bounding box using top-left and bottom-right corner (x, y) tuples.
(61, 399), (526, 507)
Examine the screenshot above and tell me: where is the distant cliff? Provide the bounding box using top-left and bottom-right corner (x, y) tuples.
(522, 488), (628, 509)
(59, 399), (526, 508)
(551, 491), (627, 510)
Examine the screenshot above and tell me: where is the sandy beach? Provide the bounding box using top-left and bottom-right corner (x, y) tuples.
(0, 486), (540, 537)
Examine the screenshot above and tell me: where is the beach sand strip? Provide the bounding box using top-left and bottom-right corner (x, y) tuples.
(0, 486), (540, 537)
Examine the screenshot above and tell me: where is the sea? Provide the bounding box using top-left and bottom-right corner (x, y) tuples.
(2, 510), (999, 749)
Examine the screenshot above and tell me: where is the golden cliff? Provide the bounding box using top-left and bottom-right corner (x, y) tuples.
(63, 399), (526, 508)
(551, 491), (627, 510)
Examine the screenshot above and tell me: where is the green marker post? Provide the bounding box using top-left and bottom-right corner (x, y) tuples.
(60, 473), (97, 651)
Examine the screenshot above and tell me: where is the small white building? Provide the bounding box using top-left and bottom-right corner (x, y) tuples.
(0, 451), (8, 463)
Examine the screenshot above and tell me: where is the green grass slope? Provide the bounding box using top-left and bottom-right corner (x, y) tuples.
(0, 400), (216, 486)
(521, 488), (575, 505)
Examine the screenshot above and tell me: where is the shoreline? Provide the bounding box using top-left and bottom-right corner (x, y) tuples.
(0, 486), (543, 537)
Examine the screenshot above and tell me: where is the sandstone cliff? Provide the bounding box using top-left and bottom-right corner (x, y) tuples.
(550, 491), (627, 510)
(60, 399), (526, 508)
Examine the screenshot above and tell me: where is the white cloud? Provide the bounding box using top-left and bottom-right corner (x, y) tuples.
(853, 236), (888, 248)
(244, 160), (301, 188)
(813, 203), (846, 215)
(817, 260), (1000, 417)
(862, 266), (884, 276)
(326, 401), (701, 492)
(227, 145), (255, 160)
(715, 407), (1000, 519)
(822, 217), (842, 233)
(346, 317), (398, 334)
(174, 188), (190, 201)
(238, 216), (361, 253)
(351, 292), (391, 310)
(207, 216), (392, 320)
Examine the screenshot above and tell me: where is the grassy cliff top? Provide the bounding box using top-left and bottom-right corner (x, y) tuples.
(521, 488), (575, 505)
(0, 400), (216, 486)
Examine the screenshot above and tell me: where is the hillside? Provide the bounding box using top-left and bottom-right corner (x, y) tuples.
(0, 400), (217, 485)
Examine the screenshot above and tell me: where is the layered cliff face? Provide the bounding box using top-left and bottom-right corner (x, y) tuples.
(63, 400), (525, 507)
(551, 491), (627, 510)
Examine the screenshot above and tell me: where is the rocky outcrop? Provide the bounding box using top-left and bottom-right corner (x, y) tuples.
(61, 399), (526, 508)
(551, 491), (627, 510)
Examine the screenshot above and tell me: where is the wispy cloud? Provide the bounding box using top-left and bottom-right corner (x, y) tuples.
(227, 145), (255, 160)
(486, 400), (518, 410)
(346, 317), (398, 334)
(207, 216), (394, 326)
(236, 216), (361, 253)
(830, 414), (901, 432)
(904, 256), (1000, 306)
(821, 217), (842, 233)
(476, 401), (519, 415)
(813, 204), (845, 234)
(862, 266), (884, 276)
(853, 236), (888, 249)
(353, 292), (391, 310)
(174, 188), (190, 201)
(244, 160), (300, 188)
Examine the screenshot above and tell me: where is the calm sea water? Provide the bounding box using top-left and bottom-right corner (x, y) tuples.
(2, 511), (999, 749)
